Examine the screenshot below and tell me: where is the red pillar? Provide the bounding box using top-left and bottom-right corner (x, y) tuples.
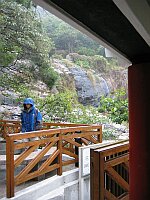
(128, 63), (150, 200)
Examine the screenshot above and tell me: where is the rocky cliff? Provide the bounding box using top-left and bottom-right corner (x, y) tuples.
(0, 54), (128, 119)
(52, 54), (127, 106)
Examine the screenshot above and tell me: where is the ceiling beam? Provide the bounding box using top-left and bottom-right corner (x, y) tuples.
(113, 0), (150, 46)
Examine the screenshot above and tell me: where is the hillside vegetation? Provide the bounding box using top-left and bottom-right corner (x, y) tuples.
(0, 0), (128, 133)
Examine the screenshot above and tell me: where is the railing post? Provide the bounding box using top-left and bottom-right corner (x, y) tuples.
(57, 131), (62, 175)
(90, 150), (105, 200)
(99, 153), (104, 200)
(3, 121), (7, 139)
(98, 126), (102, 143)
(75, 131), (82, 167)
(6, 135), (15, 198)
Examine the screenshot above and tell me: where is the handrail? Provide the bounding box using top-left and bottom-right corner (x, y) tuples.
(5, 124), (102, 198)
(90, 140), (129, 200)
(0, 119), (90, 139)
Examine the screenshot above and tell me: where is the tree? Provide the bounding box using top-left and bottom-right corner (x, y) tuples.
(41, 12), (105, 55)
(0, 1), (54, 67)
(0, 0), (57, 89)
(15, 0), (32, 8)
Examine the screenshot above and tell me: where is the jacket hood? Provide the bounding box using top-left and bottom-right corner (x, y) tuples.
(23, 98), (34, 106)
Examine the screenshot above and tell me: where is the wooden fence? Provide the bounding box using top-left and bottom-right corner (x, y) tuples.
(0, 120), (89, 139)
(0, 120), (21, 139)
(90, 140), (129, 200)
(4, 124), (102, 198)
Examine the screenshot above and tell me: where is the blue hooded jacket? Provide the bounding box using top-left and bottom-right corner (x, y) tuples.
(21, 98), (42, 132)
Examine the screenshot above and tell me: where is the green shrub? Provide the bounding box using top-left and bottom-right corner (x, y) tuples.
(75, 59), (90, 68)
(38, 91), (78, 121)
(77, 47), (97, 56)
(98, 88), (128, 124)
(102, 129), (117, 140)
(69, 105), (111, 125)
(39, 64), (58, 89)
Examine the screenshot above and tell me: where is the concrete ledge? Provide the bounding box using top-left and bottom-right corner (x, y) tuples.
(37, 180), (79, 200)
(37, 188), (64, 200)
(1, 169), (79, 200)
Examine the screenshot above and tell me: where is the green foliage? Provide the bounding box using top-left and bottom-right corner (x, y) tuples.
(102, 129), (117, 140)
(0, 0), (54, 66)
(77, 47), (96, 56)
(35, 91), (112, 126)
(39, 64), (58, 89)
(42, 13), (105, 55)
(43, 15), (78, 53)
(76, 46), (105, 56)
(14, 0), (32, 8)
(16, 85), (33, 101)
(15, 88), (121, 140)
(98, 88), (128, 124)
(37, 91), (79, 121)
(90, 55), (109, 72)
(0, 0), (57, 90)
(67, 53), (109, 72)
(75, 59), (90, 69)
(69, 105), (111, 125)
(0, 40), (19, 66)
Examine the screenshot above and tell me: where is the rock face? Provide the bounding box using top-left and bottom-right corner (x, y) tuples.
(0, 105), (21, 120)
(69, 67), (109, 106)
(0, 55), (127, 116)
(53, 59), (110, 106)
(0, 92), (18, 106)
(53, 56), (127, 106)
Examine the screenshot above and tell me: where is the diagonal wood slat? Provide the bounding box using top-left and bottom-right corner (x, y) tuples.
(62, 147), (78, 159)
(104, 154), (129, 169)
(81, 138), (89, 145)
(106, 166), (129, 191)
(90, 135), (99, 143)
(15, 164), (60, 185)
(62, 141), (69, 147)
(84, 135), (98, 144)
(123, 161), (129, 169)
(3, 120), (103, 198)
(62, 159), (77, 166)
(63, 137), (82, 147)
(104, 189), (118, 200)
(14, 145), (38, 167)
(120, 194), (129, 200)
(15, 141), (57, 181)
(38, 149), (60, 171)
(61, 131), (99, 139)
(118, 192), (129, 200)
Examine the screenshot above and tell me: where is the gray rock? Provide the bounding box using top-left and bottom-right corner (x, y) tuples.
(70, 67), (109, 106)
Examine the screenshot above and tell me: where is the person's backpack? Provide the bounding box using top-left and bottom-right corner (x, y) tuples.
(34, 108), (43, 130)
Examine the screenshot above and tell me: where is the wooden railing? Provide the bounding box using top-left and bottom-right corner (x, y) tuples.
(0, 119), (89, 139)
(90, 140), (129, 200)
(0, 120), (21, 139)
(5, 124), (102, 198)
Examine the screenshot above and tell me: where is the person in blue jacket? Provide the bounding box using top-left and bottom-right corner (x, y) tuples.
(21, 98), (42, 134)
